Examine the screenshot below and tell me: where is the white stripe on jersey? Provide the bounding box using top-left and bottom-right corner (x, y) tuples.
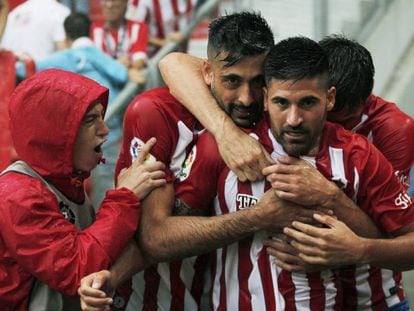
(328, 147), (348, 189)
(130, 23), (140, 43)
(249, 180), (268, 311)
(225, 242), (240, 310)
(292, 272), (311, 310)
(212, 245), (222, 309)
(93, 28), (104, 50)
(157, 263), (172, 310)
(353, 167), (360, 202)
(127, 272), (145, 311)
(171, 121), (197, 178)
(382, 269), (402, 308)
(355, 264), (372, 309)
(322, 270), (339, 310)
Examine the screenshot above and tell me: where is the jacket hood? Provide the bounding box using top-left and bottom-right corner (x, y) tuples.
(9, 69), (109, 200)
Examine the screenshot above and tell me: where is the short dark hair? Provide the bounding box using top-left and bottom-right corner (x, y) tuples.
(207, 11), (274, 66)
(64, 12), (91, 41)
(265, 36), (329, 86)
(319, 34), (374, 112)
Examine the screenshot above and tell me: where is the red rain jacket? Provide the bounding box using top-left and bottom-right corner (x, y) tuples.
(0, 69), (141, 309)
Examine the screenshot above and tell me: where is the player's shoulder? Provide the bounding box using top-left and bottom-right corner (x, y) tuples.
(196, 132), (222, 162)
(324, 122), (372, 150)
(367, 95), (414, 131)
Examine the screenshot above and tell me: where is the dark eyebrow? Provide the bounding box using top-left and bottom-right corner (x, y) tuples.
(272, 96), (287, 101)
(221, 74), (242, 80)
(300, 96), (318, 102)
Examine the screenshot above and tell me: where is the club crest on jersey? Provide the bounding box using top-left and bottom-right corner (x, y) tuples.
(236, 194), (258, 210)
(129, 137), (156, 163)
(178, 145), (197, 181)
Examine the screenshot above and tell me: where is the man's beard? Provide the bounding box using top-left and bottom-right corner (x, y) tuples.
(272, 122), (324, 157)
(211, 87), (262, 128)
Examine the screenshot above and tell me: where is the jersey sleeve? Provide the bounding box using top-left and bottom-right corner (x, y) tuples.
(372, 113), (414, 188)
(175, 132), (225, 212)
(356, 139), (414, 233)
(0, 174), (140, 296)
(115, 95), (176, 182)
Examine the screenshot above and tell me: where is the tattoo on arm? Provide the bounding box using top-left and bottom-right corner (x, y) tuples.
(173, 198), (209, 216)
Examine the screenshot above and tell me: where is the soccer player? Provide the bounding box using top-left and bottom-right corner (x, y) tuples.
(175, 37), (414, 309)
(264, 35), (414, 310)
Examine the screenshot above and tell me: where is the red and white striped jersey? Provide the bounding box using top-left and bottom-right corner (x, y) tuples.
(126, 0), (197, 56)
(340, 94), (414, 310)
(176, 120), (284, 310)
(90, 19), (149, 63)
(115, 86), (207, 310)
(176, 115), (414, 310)
(353, 94), (414, 188)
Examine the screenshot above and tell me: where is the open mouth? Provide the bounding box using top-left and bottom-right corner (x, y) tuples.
(94, 141), (105, 153)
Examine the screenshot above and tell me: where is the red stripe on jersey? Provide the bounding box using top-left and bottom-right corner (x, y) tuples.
(218, 247), (228, 311)
(170, 261), (185, 310)
(308, 272), (325, 311)
(209, 251), (217, 310)
(171, 0), (180, 31)
(394, 272), (405, 301)
(152, 0), (164, 39)
(191, 255), (210, 305)
(238, 237), (253, 311)
(143, 266), (161, 310)
(339, 267), (357, 309)
(258, 247), (276, 310)
(333, 270), (343, 311)
(278, 270), (296, 311)
(368, 266), (387, 311)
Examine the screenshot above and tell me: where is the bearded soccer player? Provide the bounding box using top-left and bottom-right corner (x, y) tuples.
(173, 37), (414, 309)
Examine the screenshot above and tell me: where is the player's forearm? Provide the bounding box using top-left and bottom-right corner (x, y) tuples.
(158, 52), (233, 137)
(358, 230), (414, 270)
(325, 188), (381, 238)
(109, 241), (147, 288)
(140, 207), (264, 263)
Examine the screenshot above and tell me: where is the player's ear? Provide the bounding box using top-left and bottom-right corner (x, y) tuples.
(202, 59), (212, 86)
(263, 86), (269, 111)
(326, 86), (336, 112)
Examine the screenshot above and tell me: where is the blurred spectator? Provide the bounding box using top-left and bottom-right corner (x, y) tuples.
(61, 0), (89, 15)
(126, 0), (197, 57)
(16, 12), (145, 207)
(91, 0), (148, 69)
(1, 0), (70, 61)
(0, 0), (8, 41)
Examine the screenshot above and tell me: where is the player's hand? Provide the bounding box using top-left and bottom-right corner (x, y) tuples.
(117, 137), (166, 200)
(255, 188), (334, 232)
(264, 235), (306, 272)
(264, 235), (329, 272)
(215, 123), (273, 182)
(263, 156), (339, 207)
(128, 68), (147, 84)
(78, 270), (114, 311)
(282, 214), (365, 266)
